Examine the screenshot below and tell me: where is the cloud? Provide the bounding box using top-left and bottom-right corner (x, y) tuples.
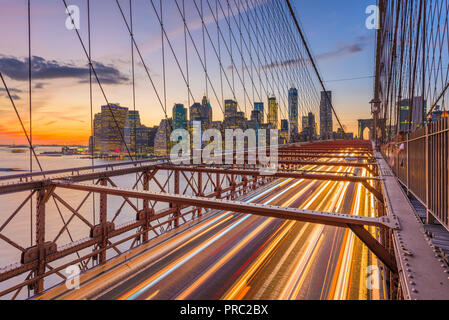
(34, 82), (46, 89)
(0, 56), (129, 85)
(316, 41), (366, 61)
(0, 87), (22, 93)
(261, 57), (308, 71)
(260, 36), (370, 71)
(315, 36), (372, 61)
(0, 88), (22, 100)
(57, 116), (86, 123)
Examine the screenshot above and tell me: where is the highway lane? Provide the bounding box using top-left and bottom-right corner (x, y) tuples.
(91, 159), (383, 300)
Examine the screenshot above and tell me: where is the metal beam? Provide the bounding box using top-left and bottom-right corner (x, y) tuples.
(0, 164), (383, 205)
(349, 224), (397, 273)
(277, 160), (376, 169)
(153, 165), (379, 181)
(52, 181), (397, 271)
(153, 165), (384, 203)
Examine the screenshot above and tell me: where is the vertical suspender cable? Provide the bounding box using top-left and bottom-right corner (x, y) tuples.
(87, 0), (96, 226)
(130, 0), (136, 158)
(216, 0), (224, 118)
(183, 0), (190, 108)
(201, 0), (208, 98)
(285, 0), (346, 134)
(27, 0), (33, 247)
(129, 0), (139, 211)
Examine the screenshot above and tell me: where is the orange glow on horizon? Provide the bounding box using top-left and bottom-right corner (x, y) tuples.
(0, 124), (90, 145)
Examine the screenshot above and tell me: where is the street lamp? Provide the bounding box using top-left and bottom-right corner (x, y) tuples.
(370, 98), (381, 149)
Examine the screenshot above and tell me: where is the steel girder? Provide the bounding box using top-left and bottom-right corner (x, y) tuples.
(52, 181), (398, 272)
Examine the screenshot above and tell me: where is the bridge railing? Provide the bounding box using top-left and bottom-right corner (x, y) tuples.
(0, 161), (274, 299)
(382, 117), (449, 230)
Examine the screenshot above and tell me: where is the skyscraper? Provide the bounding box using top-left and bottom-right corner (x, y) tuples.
(173, 104), (187, 131)
(100, 104), (129, 153)
(398, 96), (427, 132)
(90, 113), (102, 154)
(267, 96), (278, 129)
(90, 105), (158, 156)
(154, 118), (172, 156)
(280, 119), (289, 144)
(135, 125), (153, 154)
(251, 110), (263, 124)
(201, 95), (213, 128)
(288, 88), (299, 136)
(225, 99), (237, 120)
(320, 91), (333, 140)
(302, 112), (317, 141)
(189, 102), (202, 122)
(127, 110), (141, 152)
(224, 99), (238, 129)
(302, 115), (309, 133)
(254, 102), (264, 123)
(308, 112), (317, 139)
(235, 111), (248, 129)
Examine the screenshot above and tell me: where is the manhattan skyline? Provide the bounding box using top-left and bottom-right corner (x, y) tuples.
(0, 0), (376, 145)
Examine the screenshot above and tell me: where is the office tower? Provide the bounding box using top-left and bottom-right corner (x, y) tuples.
(189, 102), (202, 122)
(302, 112), (317, 141)
(281, 119), (289, 132)
(210, 121), (222, 131)
(308, 112), (317, 138)
(135, 125), (159, 154)
(254, 102), (264, 123)
(127, 110), (141, 152)
(147, 126), (159, 148)
(89, 113), (102, 154)
(288, 88), (299, 136)
(251, 110), (263, 124)
(280, 119), (289, 144)
(135, 125), (150, 154)
(154, 118), (172, 156)
(100, 104), (129, 153)
(225, 99), (237, 120)
(320, 91), (333, 140)
(173, 104), (188, 131)
(302, 115), (309, 132)
(201, 95), (213, 128)
(267, 96), (278, 128)
(235, 111), (248, 129)
(224, 99), (238, 129)
(398, 96), (427, 132)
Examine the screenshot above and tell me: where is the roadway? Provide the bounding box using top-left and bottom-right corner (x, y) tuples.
(86, 159), (384, 300)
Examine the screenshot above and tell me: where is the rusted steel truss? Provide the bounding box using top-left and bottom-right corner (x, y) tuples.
(0, 166), (274, 298)
(0, 141), (393, 299)
(54, 181), (398, 272)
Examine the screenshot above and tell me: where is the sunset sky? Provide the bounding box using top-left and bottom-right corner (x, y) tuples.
(0, 0), (377, 145)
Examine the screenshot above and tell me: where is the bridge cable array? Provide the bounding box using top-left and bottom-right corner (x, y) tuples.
(374, 0), (449, 139)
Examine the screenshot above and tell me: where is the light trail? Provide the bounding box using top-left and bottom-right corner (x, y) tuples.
(119, 175), (312, 300)
(79, 153), (383, 301)
(221, 166), (351, 300)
